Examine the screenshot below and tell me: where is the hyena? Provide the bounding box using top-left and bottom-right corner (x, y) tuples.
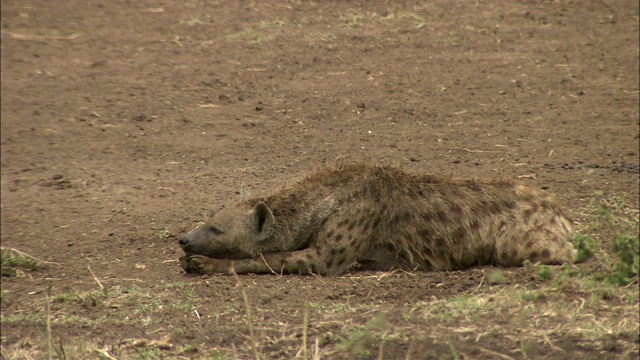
(179, 163), (576, 276)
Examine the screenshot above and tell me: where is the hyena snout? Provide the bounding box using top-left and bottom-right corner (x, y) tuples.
(178, 234), (192, 252)
(178, 232), (204, 256)
(178, 235), (190, 248)
(178, 228), (254, 259)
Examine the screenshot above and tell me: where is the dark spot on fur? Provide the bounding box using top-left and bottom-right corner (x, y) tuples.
(371, 217), (381, 229)
(522, 204), (538, 224)
(337, 219), (349, 228)
(437, 211), (448, 222)
(326, 258), (334, 269)
(469, 219), (480, 230)
(479, 200), (505, 215)
(539, 198), (553, 210)
(337, 247), (346, 255)
(525, 240), (534, 249)
(335, 234), (344, 242)
(434, 236), (447, 247)
(391, 213), (400, 223)
(279, 257), (288, 265)
(309, 263), (317, 274)
(315, 247), (323, 255)
(452, 226), (467, 240)
(326, 230), (334, 239)
(357, 217), (366, 227)
(447, 254), (459, 268)
(540, 249), (551, 261)
(330, 248), (338, 256)
(451, 204), (465, 216)
(422, 259), (433, 270)
(418, 228), (430, 241)
(348, 221), (356, 231)
(393, 211), (413, 223)
(465, 181), (482, 191)
(363, 219), (372, 232)
(501, 248), (516, 261)
(336, 256), (346, 267)
(296, 259), (306, 268)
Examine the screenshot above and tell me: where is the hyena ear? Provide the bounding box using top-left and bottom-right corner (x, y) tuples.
(251, 202), (274, 241)
(240, 183), (251, 202)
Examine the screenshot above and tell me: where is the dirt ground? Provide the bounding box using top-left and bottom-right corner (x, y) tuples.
(1, 1), (638, 359)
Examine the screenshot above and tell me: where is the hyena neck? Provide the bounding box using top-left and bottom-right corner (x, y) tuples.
(258, 191), (335, 253)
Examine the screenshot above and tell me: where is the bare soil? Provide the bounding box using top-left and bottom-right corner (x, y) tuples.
(1, 1), (638, 359)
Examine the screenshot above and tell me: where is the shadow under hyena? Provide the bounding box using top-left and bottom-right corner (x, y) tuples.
(179, 163), (576, 276)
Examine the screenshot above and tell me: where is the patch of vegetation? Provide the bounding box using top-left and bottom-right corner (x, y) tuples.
(223, 18), (288, 44)
(339, 12), (364, 29)
(155, 228), (173, 240)
(1, 247), (42, 277)
(487, 269), (506, 284)
(336, 315), (387, 359)
(537, 264), (553, 281)
(573, 192), (639, 286)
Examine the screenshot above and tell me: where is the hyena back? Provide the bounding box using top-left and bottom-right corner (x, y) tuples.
(179, 164), (576, 276)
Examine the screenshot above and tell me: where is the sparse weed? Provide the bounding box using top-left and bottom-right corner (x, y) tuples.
(488, 269), (506, 284)
(156, 228), (172, 240)
(574, 192), (639, 286)
(537, 265), (553, 281)
(574, 232), (596, 263)
(1, 247), (42, 277)
(223, 18), (288, 44)
(339, 12), (364, 29)
(519, 289), (541, 302)
(337, 315), (387, 358)
(179, 18), (204, 26)
(383, 11), (426, 27)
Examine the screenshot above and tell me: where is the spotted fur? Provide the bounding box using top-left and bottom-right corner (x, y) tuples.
(179, 164), (576, 275)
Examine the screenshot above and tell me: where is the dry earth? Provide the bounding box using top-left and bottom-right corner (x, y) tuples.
(1, 1), (639, 359)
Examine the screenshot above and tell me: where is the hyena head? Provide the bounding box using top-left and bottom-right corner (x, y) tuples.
(179, 185), (274, 259)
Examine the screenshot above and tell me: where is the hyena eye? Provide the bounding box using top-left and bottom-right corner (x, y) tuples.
(208, 226), (223, 235)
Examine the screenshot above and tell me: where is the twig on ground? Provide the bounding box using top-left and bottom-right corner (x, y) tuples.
(46, 294), (53, 360)
(1, 31), (82, 40)
(259, 253), (280, 275)
(478, 347), (515, 359)
(1, 246), (60, 265)
(87, 265), (104, 290)
(471, 272), (485, 294)
(463, 148), (501, 153)
(93, 347), (117, 360)
(231, 268), (260, 360)
(543, 333), (564, 352)
(302, 307), (309, 360)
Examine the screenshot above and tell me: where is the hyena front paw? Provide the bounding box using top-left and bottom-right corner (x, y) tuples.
(179, 255), (194, 273)
(180, 255), (232, 274)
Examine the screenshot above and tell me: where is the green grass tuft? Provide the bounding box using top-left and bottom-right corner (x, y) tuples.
(1, 247), (42, 277)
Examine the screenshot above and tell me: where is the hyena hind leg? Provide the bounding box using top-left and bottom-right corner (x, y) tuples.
(493, 215), (576, 267)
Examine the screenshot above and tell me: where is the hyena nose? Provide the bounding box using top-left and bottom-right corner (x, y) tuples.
(178, 236), (190, 247)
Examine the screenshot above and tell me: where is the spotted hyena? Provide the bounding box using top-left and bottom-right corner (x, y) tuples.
(179, 163), (576, 276)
